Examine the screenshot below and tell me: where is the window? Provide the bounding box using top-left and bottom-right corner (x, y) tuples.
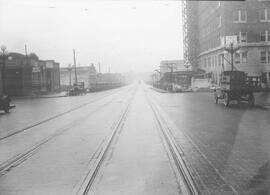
(242, 52), (247, 63)
(261, 31), (266, 41)
(260, 9), (270, 22)
(260, 9), (266, 21)
(268, 51), (270, 63)
(241, 32), (247, 42)
(260, 31), (270, 41)
(235, 53), (240, 64)
(261, 51), (267, 63)
(215, 56), (218, 67)
(240, 10), (247, 22)
(236, 32), (247, 43)
(233, 10), (247, 23)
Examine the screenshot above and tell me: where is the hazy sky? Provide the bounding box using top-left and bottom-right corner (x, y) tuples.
(0, 0), (183, 73)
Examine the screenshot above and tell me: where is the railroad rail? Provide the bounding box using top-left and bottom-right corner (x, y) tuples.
(73, 95), (133, 195)
(0, 88), (134, 177)
(146, 92), (200, 195)
(0, 87), (129, 141)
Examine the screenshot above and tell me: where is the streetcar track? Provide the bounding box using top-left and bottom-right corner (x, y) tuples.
(0, 87), (129, 141)
(146, 88), (239, 195)
(73, 94), (134, 195)
(0, 88), (134, 177)
(146, 92), (200, 195)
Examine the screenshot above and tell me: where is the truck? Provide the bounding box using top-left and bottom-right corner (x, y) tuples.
(214, 71), (261, 107)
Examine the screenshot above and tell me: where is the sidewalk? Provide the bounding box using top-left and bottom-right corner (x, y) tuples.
(13, 91), (68, 99)
(150, 87), (168, 93)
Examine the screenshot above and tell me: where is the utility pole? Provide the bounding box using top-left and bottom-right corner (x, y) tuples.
(68, 64), (72, 90)
(25, 44), (28, 56)
(0, 46), (7, 94)
(98, 62), (101, 73)
(230, 43), (234, 71)
(73, 49), (78, 85)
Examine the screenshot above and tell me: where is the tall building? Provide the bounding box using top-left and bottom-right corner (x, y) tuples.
(188, 0), (270, 87)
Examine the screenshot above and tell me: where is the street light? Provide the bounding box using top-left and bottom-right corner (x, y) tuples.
(224, 42), (240, 71)
(0, 45), (11, 94)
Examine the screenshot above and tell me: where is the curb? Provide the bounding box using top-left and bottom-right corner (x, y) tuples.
(13, 95), (68, 100)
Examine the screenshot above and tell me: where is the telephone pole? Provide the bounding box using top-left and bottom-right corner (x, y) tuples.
(73, 49), (78, 85)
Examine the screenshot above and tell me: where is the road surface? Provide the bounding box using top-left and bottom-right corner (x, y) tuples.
(0, 83), (269, 195)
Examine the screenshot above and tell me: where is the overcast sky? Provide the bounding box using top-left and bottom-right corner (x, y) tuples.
(0, 0), (183, 73)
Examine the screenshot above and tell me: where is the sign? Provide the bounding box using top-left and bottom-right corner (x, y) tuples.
(221, 36), (238, 47)
(46, 61), (54, 68)
(32, 67), (41, 73)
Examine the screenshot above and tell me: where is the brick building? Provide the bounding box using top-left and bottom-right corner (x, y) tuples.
(192, 0), (270, 87)
(0, 52), (60, 96)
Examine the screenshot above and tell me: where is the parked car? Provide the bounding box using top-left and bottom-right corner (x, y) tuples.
(0, 94), (15, 113)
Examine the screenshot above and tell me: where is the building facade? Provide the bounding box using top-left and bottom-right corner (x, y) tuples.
(193, 0), (270, 87)
(0, 52), (60, 95)
(160, 60), (186, 75)
(60, 66), (93, 89)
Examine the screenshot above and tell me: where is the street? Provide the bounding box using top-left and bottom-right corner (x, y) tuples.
(0, 83), (269, 195)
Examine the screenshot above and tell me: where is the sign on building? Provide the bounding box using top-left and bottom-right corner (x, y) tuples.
(221, 36), (238, 48)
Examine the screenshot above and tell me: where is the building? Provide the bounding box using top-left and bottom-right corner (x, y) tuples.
(60, 65), (93, 90)
(88, 64), (125, 91)
(0, 52), (60, 95)
(187, 0), (270, 87)
(159, 60), (187, 75)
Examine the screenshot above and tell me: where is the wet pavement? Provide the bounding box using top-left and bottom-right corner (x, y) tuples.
(0, 83), (269, 195)
(0, 86), (135, 194)
(91, 87), (181, 195)
(0, 87), (125, 139)
(147, 86), (270, 195)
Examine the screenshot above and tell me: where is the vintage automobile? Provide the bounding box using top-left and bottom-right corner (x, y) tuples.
(0, 94), (15, 113)
(214, 71), (261, 107)
(67, 82), (87, 96)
